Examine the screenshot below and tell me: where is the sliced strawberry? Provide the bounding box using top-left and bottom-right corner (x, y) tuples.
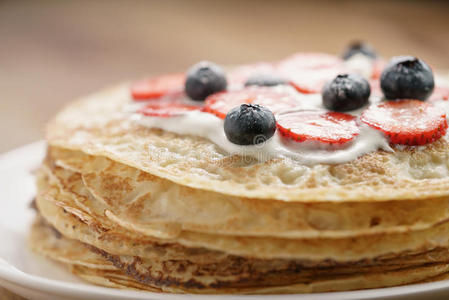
(286, 68), (348, 94)
(204, 87), (299, 119)
(276, 110), (360, 144)
(277, 54), (347, 94)
(131, 73), (185, 101)
(139, 102), (199, 117)
(228, 62), (277, 87)
(361, 100), (448, 146)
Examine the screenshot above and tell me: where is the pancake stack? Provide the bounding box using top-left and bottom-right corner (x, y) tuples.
(29, 81), (449, 294)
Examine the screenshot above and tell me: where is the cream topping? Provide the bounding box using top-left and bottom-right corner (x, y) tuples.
(128, 56), (449, 165)
(132, 109), (392, 164)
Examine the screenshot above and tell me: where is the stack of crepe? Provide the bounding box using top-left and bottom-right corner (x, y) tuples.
(30, 84), (449, 294)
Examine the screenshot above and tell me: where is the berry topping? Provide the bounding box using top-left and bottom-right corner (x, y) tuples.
(361, 100), (447, 145)
(228, 63), (276, 86)
(276, 110), (360, 144)
(244, 74), (287, 87)
(277, 53), (347, 94)
(139, 103), (200, 117)
(380, 56), (434, 101)
(287, 70), (348, 94)
(342, 41), (377, 60)
(204, 87), (299, 119)
(131, 73), (185, 101)
(224, 104), (276, 145)
(322, 74), (371, 112)
(185, 61), (227, 101)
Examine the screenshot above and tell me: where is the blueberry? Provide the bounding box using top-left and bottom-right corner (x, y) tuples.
(322, 74), (371, 112)
(224, 104), (276, 145)
(185, 61), (227, 101)
(244, 74), (287, 87)
(342, 41), (377, 60)
(380, 56), (434, 101)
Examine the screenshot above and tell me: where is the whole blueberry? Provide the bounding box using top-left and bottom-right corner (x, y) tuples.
(380, 56), (434, 101)
(185, 61), (227, 101)
(244, 74), (287, 87)
(224, 104), (276, 145)
(342, 41), (377, 60)
(322, 74), (371, 112)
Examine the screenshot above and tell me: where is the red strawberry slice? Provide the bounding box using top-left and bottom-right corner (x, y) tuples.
(286, 68), (348, 94)
(276, 110), (360, 144)
(228, 62), (277, 87)
(204, 87), (299, 119)
(361, 100), (448, 146)
(277, 54), (347, 94)
(139, 103), (199, 117)
(131, 73), (185, 101)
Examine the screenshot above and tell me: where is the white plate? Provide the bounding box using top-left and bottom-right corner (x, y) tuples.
(2, 141), (449, 300)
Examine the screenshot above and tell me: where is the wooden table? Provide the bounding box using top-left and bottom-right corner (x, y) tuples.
(1, 0), (449, 298)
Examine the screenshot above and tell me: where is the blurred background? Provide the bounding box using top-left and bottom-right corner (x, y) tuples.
(1, 0), (449, 153)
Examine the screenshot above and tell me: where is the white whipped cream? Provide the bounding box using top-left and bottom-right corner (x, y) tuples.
(132, 110), (392, 164)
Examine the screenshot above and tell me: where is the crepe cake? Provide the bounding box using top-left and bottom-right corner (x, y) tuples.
(29, 42), (449, 293)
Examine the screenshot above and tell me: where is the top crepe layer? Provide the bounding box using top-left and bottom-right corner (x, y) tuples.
(46, 83), (449, 202)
